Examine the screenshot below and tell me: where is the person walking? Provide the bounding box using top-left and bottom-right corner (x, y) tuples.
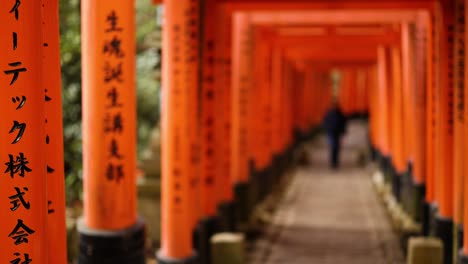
(322, 102), (347, 169)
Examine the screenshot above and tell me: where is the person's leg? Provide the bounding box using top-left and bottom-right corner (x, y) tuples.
(334, 141), (341, 168)
(332, 143), (339, 168)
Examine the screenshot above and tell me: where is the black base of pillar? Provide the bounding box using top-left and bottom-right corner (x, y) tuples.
(378, 155), (389, 183)
(156, 251), (198, 264)
(193, 217), (219, 264)
(412, 181), (426, 222)
(400, 169), (412, 214)
(459, 251), (468, 264)
(458, 225), (464, 250)
(391, 169), (402, 202)
(218, 201), (236, 232)
(370, 145), (377, 161)
(234, 182), (251, 226)
(259, 166), (274, 201)
(248, 161), (260, 206)
(429, 204), (438, 237)
(422, 200), (431, 236)
(271, 154), (282, 185)
(77, 218), (145, 264)
(435, 215), (454, 264)
(257, 168), (267, 201)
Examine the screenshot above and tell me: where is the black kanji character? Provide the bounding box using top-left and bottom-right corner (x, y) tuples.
(12, 32), (17, 50)
(48, 200), (55, 214)
(9, 120), (26, 144)
(8, 219), (35, 245)
(106, 163), (124, 182)
(9, 187), (30, 211)
(106, 11), (123, 32)
(104, 62), (123, 83)
(10, 253), (32, 264)
(106, 87), (123, 108)
(110, 139), (123, 159)
(104, 113), (123, 134)
(47, 165), (55, 173)
(45, 89), (52, 102)
(9, 0), (20, 20)
(12, 96), (26, 110)
(4, 62), (27, 86)
(205, 176), (214, 185)
(103, 36), (125, 58)
(4, 153), (32, 178)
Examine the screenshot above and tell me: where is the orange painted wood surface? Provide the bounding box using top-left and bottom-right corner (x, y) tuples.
(453, 0), (465, 225)
(82, 0), (137, 231)
(411, 14), (429, 187)
(231, 13), (252, 184)
(435, 2), (454, 219)
(390, 46), (406, 174)
(425, 13), (436, 204)
(42, 0), (68, 263)
(185, 0), (202, 230)
(201, 0), (221, 218)
(463, 0), (468, 254)
(0, 2), (48, 263)
(401, 22), (416, 169)
(159, 0), (195, 258)
(215, 6), (234, 204)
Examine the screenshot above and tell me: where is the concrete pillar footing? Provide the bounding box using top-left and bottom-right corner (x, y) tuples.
(211, 233), (245, 264)
(406, 237), (443, 264)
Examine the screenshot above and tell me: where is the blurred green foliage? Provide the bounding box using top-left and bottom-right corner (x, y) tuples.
(59, 0), (161, 205)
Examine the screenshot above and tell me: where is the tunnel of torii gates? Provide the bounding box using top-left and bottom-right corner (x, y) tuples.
(0, 0), (465, 264)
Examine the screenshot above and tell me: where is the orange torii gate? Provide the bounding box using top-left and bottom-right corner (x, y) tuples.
(153, 1), (459, 264)
(79, 1), (145, 264)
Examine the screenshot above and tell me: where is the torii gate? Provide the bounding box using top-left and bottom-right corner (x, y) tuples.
(150, 1), (463, 264)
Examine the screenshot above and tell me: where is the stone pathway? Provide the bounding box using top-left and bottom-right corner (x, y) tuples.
(248, 121), (405, 264)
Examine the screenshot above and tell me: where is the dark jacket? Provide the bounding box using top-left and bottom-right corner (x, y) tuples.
(323, 107), (347, 138)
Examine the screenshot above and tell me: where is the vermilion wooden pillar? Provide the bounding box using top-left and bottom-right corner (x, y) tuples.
(452, 0), (465, 253)
(42, 1), (68, 263)
(157, 0), (197, 262)
(424, 11), (437, 237)
(462, 0), (468, 258)
(0, 2), (47, 264)
(400, 22), (417, 215)
(251, 25), (268, 205)
(368, 65), (379, 158)
(186, 0), (202, 235)
(338, 69), (350, 116)
(434, 2), (455, 263)
(214, 5), (234, 224)
(269, 40), (287, 184)
(390, 45), (406, 201)
(80, 1), (145, 263)
(252, 26), (274, 201)
(377, 46), (393, 184)
(410, 13), (429, 224)
(271, 44), (284, 157)
(231, 12), (253, 229)
(282, 60), (294, 153)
